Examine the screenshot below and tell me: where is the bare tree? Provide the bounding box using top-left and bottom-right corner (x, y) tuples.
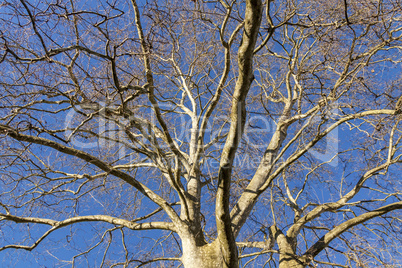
(1, 0), (401, 267)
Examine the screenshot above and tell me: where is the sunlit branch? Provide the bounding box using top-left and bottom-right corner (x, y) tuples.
(0, 124), (183, 226)
(301, 201), (402, 264)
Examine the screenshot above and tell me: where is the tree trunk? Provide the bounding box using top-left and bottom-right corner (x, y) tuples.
(279, 258), (304, 268)
(181, 239), (225, 268)
(271, 226), (305, 268)
(277, 243), (304, 268)
(181, 235), (305, 268)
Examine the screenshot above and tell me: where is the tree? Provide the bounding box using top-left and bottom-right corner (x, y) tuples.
(0, 0), (401, 267)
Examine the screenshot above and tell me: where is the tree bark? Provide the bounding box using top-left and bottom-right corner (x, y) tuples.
(269, 226), (304, 268)
(215, 0), (262, 265)
(181, 238), (223, 268)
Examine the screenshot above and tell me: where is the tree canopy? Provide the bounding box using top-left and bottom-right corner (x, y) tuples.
(0, 0), (401, 267)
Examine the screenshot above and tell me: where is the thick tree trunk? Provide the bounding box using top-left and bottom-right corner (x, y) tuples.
(271, 226), (305, 268)
(277, 244), (304, 268)
(279, 258), (304, 268)
(181, 239), (224, 268)
(181, 236), (305, 268)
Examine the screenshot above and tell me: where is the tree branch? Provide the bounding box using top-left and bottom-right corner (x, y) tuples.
(0, 124), (183, 227)
(0, 213), (176, 251)
(301, 201), (402, 264)
(215, 0), (263, 266)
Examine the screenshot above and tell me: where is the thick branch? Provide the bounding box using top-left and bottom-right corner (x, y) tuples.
(231, 109), (397, 238)
(301, 201), (402, 264)
(215, 0), (263, 267)
(0, 213), (176, 231)
(0, 213), (176, 251)
(0, 125), (183, 227)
